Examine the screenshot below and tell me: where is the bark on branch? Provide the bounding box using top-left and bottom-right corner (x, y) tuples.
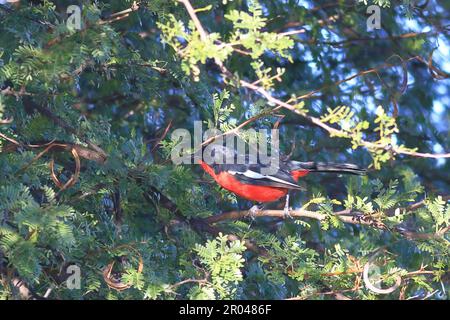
(203, 205), (450, 241)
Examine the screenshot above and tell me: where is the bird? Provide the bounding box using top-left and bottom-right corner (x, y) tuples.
(197, 146), (366, 217)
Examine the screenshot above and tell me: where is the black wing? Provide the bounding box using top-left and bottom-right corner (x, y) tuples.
(214, 163), (304, 190)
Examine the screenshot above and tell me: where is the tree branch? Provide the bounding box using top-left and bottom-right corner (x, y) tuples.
(177, 0), (450, 160)
(203, 204), (450, 241)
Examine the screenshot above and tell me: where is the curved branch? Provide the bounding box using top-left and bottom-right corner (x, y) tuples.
(177, 0), (450, 159)
(363, 250), (402, 295)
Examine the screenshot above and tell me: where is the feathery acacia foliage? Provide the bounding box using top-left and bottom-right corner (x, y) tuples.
(0, 0), (449, 300)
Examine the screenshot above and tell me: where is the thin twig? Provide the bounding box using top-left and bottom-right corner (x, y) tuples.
(177, 0), (450, 160)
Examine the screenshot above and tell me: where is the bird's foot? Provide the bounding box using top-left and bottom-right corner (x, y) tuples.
(283, 205), (293, 219)
(248, 205), (262, 220)
(283, 194), (293, 219)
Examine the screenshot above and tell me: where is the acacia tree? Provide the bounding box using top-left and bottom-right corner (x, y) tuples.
(0, 0), (449, 300)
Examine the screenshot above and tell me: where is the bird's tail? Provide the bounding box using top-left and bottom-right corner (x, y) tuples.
(289, 161), (367, 175)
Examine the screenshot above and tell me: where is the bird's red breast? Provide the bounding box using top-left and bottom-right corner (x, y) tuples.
(291, 169), (309, 181)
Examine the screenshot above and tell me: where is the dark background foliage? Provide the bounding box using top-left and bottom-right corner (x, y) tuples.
(0, 0), (448, 299)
